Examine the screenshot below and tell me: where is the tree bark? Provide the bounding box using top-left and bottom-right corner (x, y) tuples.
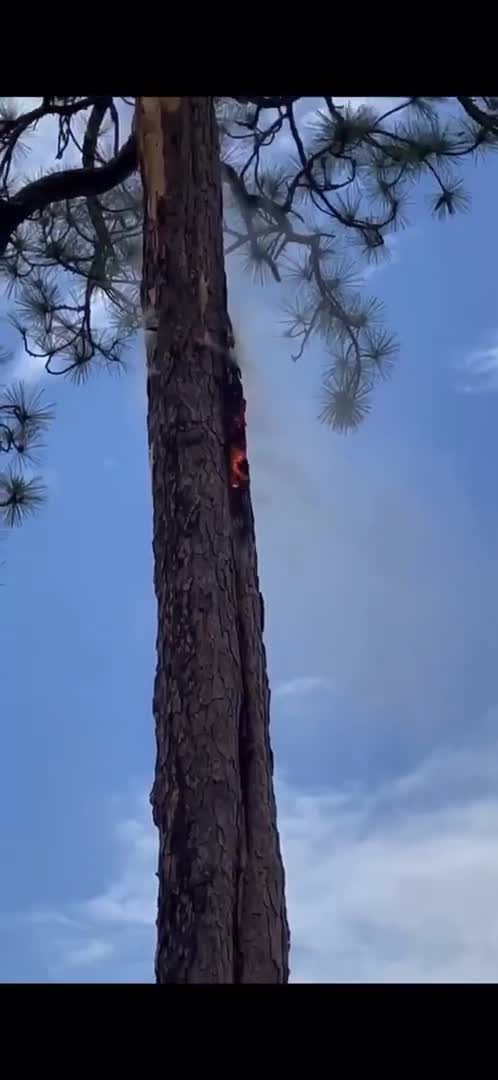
(135, 96), (290, 983)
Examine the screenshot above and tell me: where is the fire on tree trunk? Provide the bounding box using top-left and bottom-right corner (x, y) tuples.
(135, 96), (290, 983)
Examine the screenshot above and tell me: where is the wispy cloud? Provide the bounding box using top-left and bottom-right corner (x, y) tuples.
(25, 801), (156, 982)
(281, 750), (498, 982)
(4, 337), (46, 384)
(8, 98), (134, 189)
(62, 938), (115, 970)
(362, 230), (403, 280)
(301, 97), (404, 128)
(3, 102), (135, 387)
(16, 730), (498, 983)
(275, 98), (405, 155)
(83, 815), (156, 930)
(274, 676), (332, 699)
(459, 339), (498, 393)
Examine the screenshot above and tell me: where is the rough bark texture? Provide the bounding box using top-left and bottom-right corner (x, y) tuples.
(135, 96), (290, 983)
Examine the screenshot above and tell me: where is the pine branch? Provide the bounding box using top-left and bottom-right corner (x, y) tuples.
(457, 96), (498, 132)
(0, 132), (137, 256)
(232, 96), (301, 110)
(3, 92), (498, 474)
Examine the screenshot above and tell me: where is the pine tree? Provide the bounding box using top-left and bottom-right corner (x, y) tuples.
(1, 95), (497, 982)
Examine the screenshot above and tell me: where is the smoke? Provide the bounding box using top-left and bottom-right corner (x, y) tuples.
(229, 291), (324, 515)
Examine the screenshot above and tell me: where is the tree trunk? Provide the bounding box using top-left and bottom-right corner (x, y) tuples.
(135, 96), (290, 983)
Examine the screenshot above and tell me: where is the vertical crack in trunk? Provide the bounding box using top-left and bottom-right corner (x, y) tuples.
(230, 505), (290, 983)
(136, 95), (289, 983)
(232, 675), (249, 984)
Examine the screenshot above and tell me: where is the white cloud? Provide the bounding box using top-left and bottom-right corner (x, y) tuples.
(21, 734), (498, 983)
(275, 97), (407, 153)
(4, 285), (122, 388)
(362, 230), (403, 280)
(3, 101), (135, 386)
(274, 675), (332, 699)
(8, 97), (134, 188)
(28, 911), (78, 929)
(7, 341), (47, 384)
(281, 763), (498, 982)
(8, 99), (75, 186)
(459, 339), (498, 392)
(62, 938), (115, 969)
(303, 97), (404, 125)
(26, 800), (156, 982)
(83, 814), (156, 930)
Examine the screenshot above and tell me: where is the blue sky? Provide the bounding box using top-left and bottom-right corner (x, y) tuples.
(3, 98), (498, 981)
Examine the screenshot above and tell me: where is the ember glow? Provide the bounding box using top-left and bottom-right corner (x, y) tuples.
(224, 366), (249, 503)
(227, 398), (249, 491)
(230, 445), (249, 489)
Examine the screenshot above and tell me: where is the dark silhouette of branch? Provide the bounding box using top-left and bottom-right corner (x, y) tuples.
(0, 132), (137, 256)
(82, 99), (116, 284)
(457, 96), (498, 132)
(0, 383), (54, 525)
(0, 97), (101, 190)
(217, 95), (498, 427)
(3, 93), (498, 461)
(232, 96), (301, 110)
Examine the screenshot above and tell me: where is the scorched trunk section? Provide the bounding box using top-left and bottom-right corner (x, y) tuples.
(136, 96), (289, 983)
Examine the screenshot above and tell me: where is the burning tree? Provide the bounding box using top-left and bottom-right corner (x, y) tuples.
(1, 95), (497, 982)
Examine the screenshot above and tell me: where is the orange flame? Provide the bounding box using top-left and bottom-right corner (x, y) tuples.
(230, 446), (249, 489)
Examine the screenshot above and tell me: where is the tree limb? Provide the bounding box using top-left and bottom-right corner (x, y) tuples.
(232, 96), (301, 110)
(0, 132), (137, 256)
(456, 96), (498, 132)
